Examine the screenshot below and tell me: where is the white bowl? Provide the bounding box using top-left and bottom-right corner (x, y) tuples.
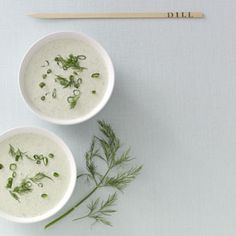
(0, 127), (77, 223)
(19, 32), (115, 125)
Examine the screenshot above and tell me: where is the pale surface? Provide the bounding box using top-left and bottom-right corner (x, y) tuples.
(0, 0), (236, 235)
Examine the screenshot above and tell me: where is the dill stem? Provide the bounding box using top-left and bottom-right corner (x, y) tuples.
(72, 214), (89, 221)
(45, 169), (110, 229)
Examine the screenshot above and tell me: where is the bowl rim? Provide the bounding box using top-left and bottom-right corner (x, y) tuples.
(0, 126), (77, 223)
(19, 31), (115, 125)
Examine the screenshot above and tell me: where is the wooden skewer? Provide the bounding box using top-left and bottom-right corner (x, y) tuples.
(29, 12), (204, 19)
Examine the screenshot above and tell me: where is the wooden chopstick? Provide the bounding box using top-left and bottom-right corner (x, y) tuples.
(29, 12), (204, 19)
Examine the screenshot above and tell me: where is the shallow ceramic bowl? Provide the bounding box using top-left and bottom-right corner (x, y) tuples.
(0, 127), (77, 223)
(19, 32), (115, 125)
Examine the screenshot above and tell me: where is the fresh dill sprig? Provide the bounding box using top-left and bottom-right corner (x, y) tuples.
(8, 145), (53, 166)
(55, 75), (72, 88)
(54, 54), (87, 72)
(8, 172), (53, 201)
(102, 166), (143, 191)
(30, 172), (53, 184)
(45, 120), (142, 229)
(13, 178), (32, 195)
(73, 193), (117, 226)
(9, 145), (27, 162)
(33, 154), (50, 166)
(55, 75), (82, 89)
(67, 89), (80, 109)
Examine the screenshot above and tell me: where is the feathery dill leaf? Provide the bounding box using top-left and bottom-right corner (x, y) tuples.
(54, 54), (87, 72)
(45, 120), (142, 229)
(8, 145), (53, 166)
(102, 166), (143, 191)
(30, 172), (53, 184)
(8, 172), (53, 201)
(9, 191), (20, 202)
(9, 145), (26, 162)
(13, 178), (32, 195)
(73, 193), (117, 226)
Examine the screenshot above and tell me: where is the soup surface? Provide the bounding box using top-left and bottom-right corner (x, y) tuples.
(0, 132), (71, 217)
(24, 38), (109, 119)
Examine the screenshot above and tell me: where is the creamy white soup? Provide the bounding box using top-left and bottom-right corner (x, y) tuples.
(23, 38), (109, 120)
(0, 132), (71, 217)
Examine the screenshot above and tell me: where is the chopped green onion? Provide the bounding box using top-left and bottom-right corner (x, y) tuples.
(73, 89), (80, 96)
(6, 177), (13, 188)
(53, 172), (59, 177)
(26, 181), (32, 188)
(47, 69), (52, 74)
(39, 82), (46, 88)
(41, 193), (48, 199)
(48, 153), (54, 159)
(77, 55), (86, 60)
(12, 172), (17, 178)
(43, 157), (48, 166)
(0, 164), (4, 169)
(9, 163), (17, 171)
(91, 73), (100, 78)
(41, 96), (46, 101)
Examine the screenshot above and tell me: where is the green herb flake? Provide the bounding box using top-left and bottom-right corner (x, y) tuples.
(53, 172), (59, 177)
(12, 171), (17, 178)
(13, 179), (32, 195)
(43, 157), (49, 166)
(39, 82), (46, 88)
(91, 73), (100, 78)
(0, 163), (4, 169)
(47, 69), (52, 74)
(48, 153), (54, 159)
(6, 177), (13, 189)
(67, 95), (80, 109)
(91, 90), (96, 94)
(41, 193), (48, 199)
(42, 74), (47, 79)
(41, 96), (46, 101)
(30, 172), (53, 183)
(9, 191), (20, 202)
(55, 75), (71, 88)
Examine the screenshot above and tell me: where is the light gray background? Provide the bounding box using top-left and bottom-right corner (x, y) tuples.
(0, 0), (235, 235)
